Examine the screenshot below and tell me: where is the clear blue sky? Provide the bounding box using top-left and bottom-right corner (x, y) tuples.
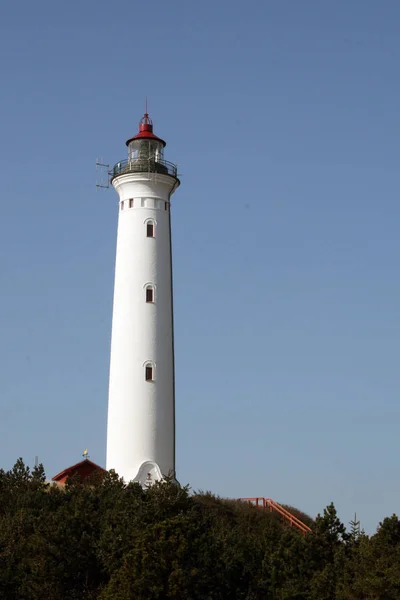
(1, 0), (399, 534)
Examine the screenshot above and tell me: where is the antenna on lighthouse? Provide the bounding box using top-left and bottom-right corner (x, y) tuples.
(96, 157), (110, 190)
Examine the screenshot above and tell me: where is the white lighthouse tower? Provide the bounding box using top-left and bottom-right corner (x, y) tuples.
(106, 112), (180, 485)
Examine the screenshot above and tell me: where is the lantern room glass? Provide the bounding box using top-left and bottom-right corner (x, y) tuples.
(129, 139), (164, 163)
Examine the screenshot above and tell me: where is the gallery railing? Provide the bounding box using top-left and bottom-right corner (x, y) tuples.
(111, 158), (178, 179)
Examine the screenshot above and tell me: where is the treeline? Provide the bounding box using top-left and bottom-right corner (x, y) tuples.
(0, 459), (399, 599)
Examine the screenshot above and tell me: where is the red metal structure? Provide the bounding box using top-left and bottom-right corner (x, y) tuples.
(125, 112), (167, 147)
(240, 498), (312, 535)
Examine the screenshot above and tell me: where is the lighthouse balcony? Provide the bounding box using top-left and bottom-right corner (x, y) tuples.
(111, 158), (178, 180)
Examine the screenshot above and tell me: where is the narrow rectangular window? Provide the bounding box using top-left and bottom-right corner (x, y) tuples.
(146, 287), (154, 303)
(145, 366), (153, 382)
(129, 198), (133, 208)
(146, 222), (154, 238)
(121, 201), (124, 210)
(165, 201), (168, 211)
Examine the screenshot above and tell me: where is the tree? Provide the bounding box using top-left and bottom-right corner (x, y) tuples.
(305, 503), (347, 600)
(348, 512), (361, 542)
(2, 457), (400, 599)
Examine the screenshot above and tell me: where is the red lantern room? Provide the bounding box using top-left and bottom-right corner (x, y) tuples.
(126, 112), (166, 164)
(111, 111), (178, 181)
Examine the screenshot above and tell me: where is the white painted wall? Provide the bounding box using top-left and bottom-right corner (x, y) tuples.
(106, 172), (179, 485)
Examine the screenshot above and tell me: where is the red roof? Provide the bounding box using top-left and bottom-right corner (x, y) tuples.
(52, 459), (106, 483)
(125, 112), (166, 147)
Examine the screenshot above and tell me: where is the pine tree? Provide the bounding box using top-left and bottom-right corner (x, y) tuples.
(348, 512), (361, 542)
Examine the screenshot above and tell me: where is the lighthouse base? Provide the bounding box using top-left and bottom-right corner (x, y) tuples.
(129, 460), (178, 487)
(134, 461), (163, 486)
(134, 461), (178, 487)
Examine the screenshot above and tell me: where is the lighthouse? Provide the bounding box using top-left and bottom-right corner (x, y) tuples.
(106, 112), (180, 485)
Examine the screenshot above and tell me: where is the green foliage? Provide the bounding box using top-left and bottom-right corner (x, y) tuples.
(0, 459), (398, 599)
(348, 512), (361, 542)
